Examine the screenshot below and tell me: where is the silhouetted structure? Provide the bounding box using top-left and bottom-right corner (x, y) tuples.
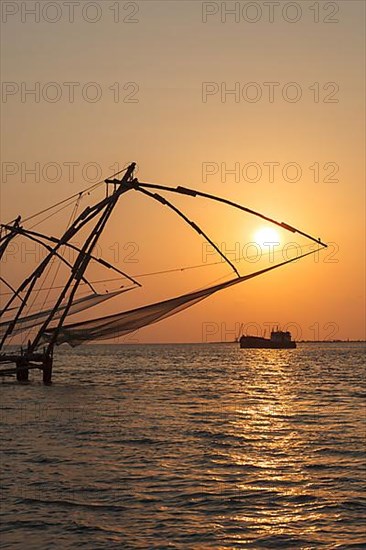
(1, 162), (325, 383)
(240, 330), (296, 349)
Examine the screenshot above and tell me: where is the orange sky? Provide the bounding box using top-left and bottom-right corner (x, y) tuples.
(1, 1), (365, 342)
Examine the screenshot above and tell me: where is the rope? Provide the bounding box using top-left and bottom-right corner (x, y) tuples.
(7, 165), (130, 226)
(19, 198), (82, 345)
(0, 243), (320, 296)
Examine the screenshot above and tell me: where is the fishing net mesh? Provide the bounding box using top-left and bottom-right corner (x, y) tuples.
(43, 251), (316, 346)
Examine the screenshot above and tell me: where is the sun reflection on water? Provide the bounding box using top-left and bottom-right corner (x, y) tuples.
(206, 349), (337, 543)
(1, 343), (364, 547)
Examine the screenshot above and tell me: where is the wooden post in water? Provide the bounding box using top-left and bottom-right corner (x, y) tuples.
(16, 356), (29, 382)
(42, 345), (53, 385)
(42, 356), (53, 385)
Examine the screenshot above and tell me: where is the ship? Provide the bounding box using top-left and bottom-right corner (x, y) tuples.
(0, 162), (325, 383)
(240, 330), (296, 349)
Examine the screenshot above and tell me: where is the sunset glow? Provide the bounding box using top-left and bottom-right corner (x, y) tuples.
(0, 1), (364, 345)
(1, 3), (365, 550)
(253, 227), (281, 248)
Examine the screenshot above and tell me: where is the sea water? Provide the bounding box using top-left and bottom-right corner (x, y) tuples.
(1, 343), (365, 548)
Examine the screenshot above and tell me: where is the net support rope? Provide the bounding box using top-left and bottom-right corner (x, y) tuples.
(42, 249), (319, 347)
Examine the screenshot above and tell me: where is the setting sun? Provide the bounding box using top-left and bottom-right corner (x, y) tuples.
(253, 227), (281, 247)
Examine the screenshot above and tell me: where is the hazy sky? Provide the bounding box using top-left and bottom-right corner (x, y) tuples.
(1, 0), (365, 342)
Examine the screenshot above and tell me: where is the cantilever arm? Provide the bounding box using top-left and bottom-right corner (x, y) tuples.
(133, 185), (240, 278)
(0, 224), (96, 295)
(0, 224), (141, 289)
(0, 277), (26, 305)
(137, 182), (328, 248)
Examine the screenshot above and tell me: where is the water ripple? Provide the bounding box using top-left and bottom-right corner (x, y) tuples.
(1, 342), (365, 548)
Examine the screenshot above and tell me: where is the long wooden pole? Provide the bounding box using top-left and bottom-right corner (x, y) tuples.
(30, 163), (136, 354)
